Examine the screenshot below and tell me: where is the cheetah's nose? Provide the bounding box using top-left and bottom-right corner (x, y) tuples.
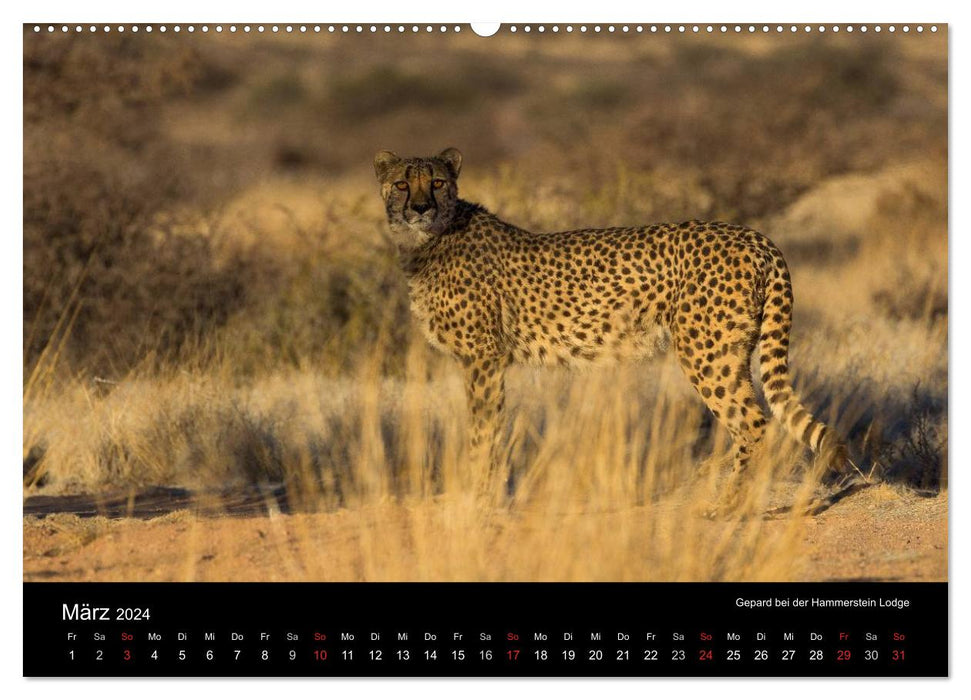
(411, 202), (433, 215)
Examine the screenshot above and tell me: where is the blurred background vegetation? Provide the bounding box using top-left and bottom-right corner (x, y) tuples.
(23, 28), (947, 496)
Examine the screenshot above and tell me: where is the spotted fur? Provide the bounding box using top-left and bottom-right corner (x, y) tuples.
(374, 148), (849, 494)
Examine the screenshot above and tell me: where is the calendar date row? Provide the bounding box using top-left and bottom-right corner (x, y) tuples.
(66, 645), (909, 665)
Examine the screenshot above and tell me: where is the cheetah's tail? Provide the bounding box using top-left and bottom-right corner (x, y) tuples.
(757, 252), (849, 477)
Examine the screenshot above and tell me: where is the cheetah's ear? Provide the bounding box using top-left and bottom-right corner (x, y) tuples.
(438, 147), (463, 179)
(373, 150), (401, 182)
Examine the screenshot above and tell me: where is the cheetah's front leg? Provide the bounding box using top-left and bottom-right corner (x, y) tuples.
(462, 355), (508, 494)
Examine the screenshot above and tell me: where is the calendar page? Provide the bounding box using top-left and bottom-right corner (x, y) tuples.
(22, 21), (948, 677)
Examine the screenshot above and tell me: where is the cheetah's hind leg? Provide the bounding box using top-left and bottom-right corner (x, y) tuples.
(671, 312), (770, 519)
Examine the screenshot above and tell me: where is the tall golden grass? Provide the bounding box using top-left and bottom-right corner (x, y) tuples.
(24, 333), (825, 581)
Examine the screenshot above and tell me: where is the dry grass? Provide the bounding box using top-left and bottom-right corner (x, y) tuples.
(23, 29), (947, 582)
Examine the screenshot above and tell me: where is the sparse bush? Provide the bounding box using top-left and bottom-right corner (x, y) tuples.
(328, 66), (478, 122)
(23, 32), (249, 376)
(873, 275), (948, 324)
(853, 382), (947, 492)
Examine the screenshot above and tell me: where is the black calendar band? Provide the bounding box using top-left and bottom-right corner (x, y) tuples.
(24, 582), (947, 677)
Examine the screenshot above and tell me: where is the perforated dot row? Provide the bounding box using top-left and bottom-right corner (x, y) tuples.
(30, 24), (465, 34)
(506, 24), (937, 34)
(29, 24), (940, 35)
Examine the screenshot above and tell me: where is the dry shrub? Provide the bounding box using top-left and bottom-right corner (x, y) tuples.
(23, 32), (248, 376)
(859, 384), (947, 491)
(213, 229), (413, 377)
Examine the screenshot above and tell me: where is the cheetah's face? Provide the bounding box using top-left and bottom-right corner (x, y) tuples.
(373, 148), (462, 249)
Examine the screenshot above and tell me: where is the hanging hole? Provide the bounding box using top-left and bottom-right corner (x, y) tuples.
(471, 23), (500, 37)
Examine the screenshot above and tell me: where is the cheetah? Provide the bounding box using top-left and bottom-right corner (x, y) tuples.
(373, 147), (850, 504)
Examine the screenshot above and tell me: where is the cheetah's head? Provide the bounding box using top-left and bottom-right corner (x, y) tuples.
(373, 148), (462, 249)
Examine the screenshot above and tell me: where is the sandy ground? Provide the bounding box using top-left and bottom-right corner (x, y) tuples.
(23, 484), (946, 582)
(801, 486), (947, 581)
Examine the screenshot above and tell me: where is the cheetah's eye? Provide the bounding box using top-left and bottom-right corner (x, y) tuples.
(394, 181), (409, 191)
(432, 179), (446, 190)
